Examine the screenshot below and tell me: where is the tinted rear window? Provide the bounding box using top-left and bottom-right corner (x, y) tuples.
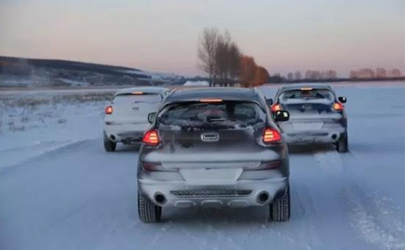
(158, 101), (266, 128)
(279, 89), (334, 103)
(113, 94), (161, 105)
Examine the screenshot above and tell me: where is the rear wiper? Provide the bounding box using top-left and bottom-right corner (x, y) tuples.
(207, 117), (229, 122)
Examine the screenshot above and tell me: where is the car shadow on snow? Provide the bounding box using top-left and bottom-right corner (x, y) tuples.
(287, 144), (336, 155)
(112, 144), (142, 153)
(160, 206), (271, 225)
(139, 189), (306, 226)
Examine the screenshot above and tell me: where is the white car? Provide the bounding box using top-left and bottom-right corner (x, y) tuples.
(103, 87), (170, 152)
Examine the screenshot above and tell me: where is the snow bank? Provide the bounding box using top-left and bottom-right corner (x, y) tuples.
(0, 92), (112, 170)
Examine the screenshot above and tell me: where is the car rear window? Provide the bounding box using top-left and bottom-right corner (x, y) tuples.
(113, 93), (161, 105)
(158, 101), (266, 128)
(279, 89), (335, 103)
(280, 89), (335, 101)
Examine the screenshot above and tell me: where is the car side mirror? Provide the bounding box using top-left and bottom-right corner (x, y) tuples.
(338, 96), (347, 103)
(274, 110), (290, 122)
(266, 98), (273, 106)
(147, 112), (157, 124)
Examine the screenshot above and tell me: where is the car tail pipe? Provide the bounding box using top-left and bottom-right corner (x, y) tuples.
(330, 133), (339, 142)
(257, 191), (270, 204)
(154, 193), (167, 205)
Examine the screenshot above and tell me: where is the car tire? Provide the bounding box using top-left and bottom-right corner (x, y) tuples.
(336, 133), (348, 153)
(138, 192), (162, 223)
(103, 132), (116, 152)
(269, 185), (291, 222)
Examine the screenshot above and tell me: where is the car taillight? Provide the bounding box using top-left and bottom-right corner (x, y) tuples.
(245, 160), (282, 170)
(333, 102), (344, 111)
(142, 130), (160, 146)
(142, 162), (177, 172)
(263, 128), (282, 143)
(105, 106), (113, 115)
(271, 104), (281, 112)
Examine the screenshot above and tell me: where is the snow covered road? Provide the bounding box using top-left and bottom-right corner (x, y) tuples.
(1, 83), (404, 250)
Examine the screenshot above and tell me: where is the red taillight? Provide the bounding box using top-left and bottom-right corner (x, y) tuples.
(263, 128), (282, 143)
(271, 104), (281, 112)
(142, 162), (177, 172)
(142, 130), (160, 146)
(333, 102), (344, 111)
(245, 160), (282, 170)
(105, 106), (113, 115)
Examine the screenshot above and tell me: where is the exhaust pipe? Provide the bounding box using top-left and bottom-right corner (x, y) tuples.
(257, 192), (269, 204)
(154, 193), (166, 205)
(331, 134), (338, 142)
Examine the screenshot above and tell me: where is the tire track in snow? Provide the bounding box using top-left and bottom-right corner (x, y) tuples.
(314, 150), (405, 250)
(342, 153), (405, 250)
(0, 139), (96, 175)
(289, 151), (343, 250)
(345, 189), (405, 250)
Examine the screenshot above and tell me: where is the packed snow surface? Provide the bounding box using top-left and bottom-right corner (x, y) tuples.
(1, 83), (404, 250)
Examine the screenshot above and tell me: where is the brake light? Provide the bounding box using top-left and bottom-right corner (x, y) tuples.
(142, 130), (160, 146)
(142, 162), (177, 172)
(105, 106), (113, 115)
(271, 104), (281, 112)
(263, 128), (282, 143)
(333, 102), (344, 111)
(132, 91), (143, 95)
(245, 160), (282, 170)
(199, 99), (223, 103)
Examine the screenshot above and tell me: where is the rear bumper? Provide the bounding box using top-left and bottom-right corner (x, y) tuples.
(104, 123), (149, 143)
(138, 176), (288, 208)
(283, 128), (346, 144)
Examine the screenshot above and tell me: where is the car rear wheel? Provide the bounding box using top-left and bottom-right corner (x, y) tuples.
(269, 185), (291, 222)
(336, 133), (348, 153)
(138, 192), (162, 223)
(103, 132), (116, 152)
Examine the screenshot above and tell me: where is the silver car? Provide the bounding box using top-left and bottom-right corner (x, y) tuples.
(268, 83), (348, 152)
(137, 88), (291, 223)
(103, 87), (170, 152)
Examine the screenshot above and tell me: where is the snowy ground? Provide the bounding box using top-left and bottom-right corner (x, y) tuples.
(1, 83), (404, 250)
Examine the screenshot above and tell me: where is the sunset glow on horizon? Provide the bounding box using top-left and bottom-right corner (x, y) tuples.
(0, 0), (404, 77)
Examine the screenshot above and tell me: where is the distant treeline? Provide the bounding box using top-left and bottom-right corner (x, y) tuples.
(270, 68), (404, 83)
(270, 77), (405, 84)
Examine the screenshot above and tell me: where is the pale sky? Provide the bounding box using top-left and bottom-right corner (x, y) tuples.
(0, 0), (404, 77)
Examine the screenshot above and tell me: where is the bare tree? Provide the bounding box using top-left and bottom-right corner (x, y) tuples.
(390, 68), (402, 77)
(376, 68), (387, 78)
(239, 55), (257, 87)
(305, 70), (313, 79)
(227, 42), (241, 85)
(294, 71), (302, 81)
(198, 28), (219, 87)
(214, 33), (230, 86)
(350, 71), (358, 79)
(287, 72), (294, 81)
(213, 30), (241, 87)
(253, 66), (270, 86)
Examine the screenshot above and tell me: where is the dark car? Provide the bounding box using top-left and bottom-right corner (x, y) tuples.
(268, 83), (348, 152)
(137, 87), (291, 223)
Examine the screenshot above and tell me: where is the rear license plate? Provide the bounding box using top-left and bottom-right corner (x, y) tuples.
(180, 168), (243, 185)
(292, 122), (323, 130)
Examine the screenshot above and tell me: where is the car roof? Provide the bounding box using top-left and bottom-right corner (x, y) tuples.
(165, 87), (260, 103)
(279, 83), (332, 92)
(115, 86), (169, 96)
